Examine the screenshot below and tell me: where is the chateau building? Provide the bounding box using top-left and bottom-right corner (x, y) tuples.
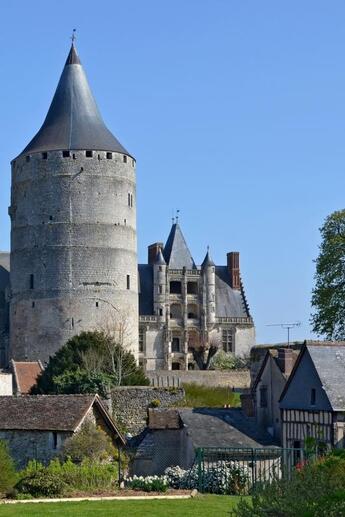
(0, 43), (255, 369)
(138, 222), (255, 370)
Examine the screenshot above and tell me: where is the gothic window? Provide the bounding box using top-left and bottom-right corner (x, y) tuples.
(222, 329), (233, 352)
(170, 281), (182, 294)
(139, 329), (144, 352)
(172, 337), (180, 352)
(187, 281), (198, 294)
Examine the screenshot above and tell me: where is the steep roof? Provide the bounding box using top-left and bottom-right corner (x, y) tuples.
(20, 44), (130, 157)
(201, 249), (215, 268)
(163, 223), (195, 269)
(178, 408), (277, 448)
(0, 395), (125, 442)
(11, 361), (43, 394)
(279, 344), (345, 411)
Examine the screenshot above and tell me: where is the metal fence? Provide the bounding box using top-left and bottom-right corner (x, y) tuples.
(192, 447), (307, 494)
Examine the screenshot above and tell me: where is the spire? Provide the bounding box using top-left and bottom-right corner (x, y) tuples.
(20, 44), (131, 156)
(201, 247), (215, 269)
(154, 248), (166, 266)
(163, 223), (195, 269)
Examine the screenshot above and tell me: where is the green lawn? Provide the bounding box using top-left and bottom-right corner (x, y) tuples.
(177, 383), (241, 408)
(0, 495), (241, 516)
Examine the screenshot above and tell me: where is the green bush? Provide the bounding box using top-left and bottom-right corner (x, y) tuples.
(16, 458), (119, 497)
(61, 421), (116, 463)
(0, 440), (17, 496)
(16, 470), (67, 498)
(235, 452), (345, 517)
(210, 350), (250, 370)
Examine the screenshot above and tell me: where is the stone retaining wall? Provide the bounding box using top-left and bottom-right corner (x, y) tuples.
(110, 386), (185, 436)
(146, 369), (250, 389)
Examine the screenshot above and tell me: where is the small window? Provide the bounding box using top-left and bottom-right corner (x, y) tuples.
(172, 362), (180, 370)
(187, 281), (198, 294)
(123, 155), (127, 163)
(310, 388), (316, 406)
(49, 215), (53, 221)
(172, 337), (180, 352)
(26, 155), (30, 162)
(159, 285), (163, 294)
(159, 266), (163, 272)
(32, 301), (35, 308)
(52, 432), (58, 450)
(71, 317), (74, 329)
(159, 308), (163, 316)
(86, 150), (93, 158)
(131, 194), (133, 207)
(128, 193), (131, 206)
(42, 152), (48, 160)
(127, 275), (130, 290)
(62, 150), (70, 158)
(95, 301), (99, 308)
(98, 154), (101, 161)
(260, 386), (268, 408)
(139, 329), (144, 352)
(132, 159), (135, 167)
(106, 152), (112, 159)
(73, 153), (76, 160)
(124, 219), (127, 226)
(29, 274), (34, 290)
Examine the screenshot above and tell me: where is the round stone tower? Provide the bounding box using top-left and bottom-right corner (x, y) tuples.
(201, 249), (216, 326)
(9, 44), (138, 363)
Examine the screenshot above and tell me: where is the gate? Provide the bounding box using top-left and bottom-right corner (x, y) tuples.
(192, 447), (306, 494)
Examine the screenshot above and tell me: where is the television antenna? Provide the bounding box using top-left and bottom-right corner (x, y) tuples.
(266, 322), (301, 347)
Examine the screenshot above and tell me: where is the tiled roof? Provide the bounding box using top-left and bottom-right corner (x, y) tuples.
(0, 395), (96, 431)
(12, 361), (43, 394)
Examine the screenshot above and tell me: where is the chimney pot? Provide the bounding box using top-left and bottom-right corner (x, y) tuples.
(227, 252), (240, 290)
(148, 242), (164, 265)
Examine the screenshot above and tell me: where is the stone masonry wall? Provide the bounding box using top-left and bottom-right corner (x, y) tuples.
(110, 386), (185, 436)
(147, 369), (250, 389)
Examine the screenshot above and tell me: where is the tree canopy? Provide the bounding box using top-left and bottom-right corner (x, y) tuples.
(311, 209), (345, 340)
(33, 331), (149, 396)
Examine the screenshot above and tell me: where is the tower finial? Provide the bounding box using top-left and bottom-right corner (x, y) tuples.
(71, 28), (77, 45)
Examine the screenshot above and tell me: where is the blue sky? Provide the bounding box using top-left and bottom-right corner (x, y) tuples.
(1, 1), (344, 344)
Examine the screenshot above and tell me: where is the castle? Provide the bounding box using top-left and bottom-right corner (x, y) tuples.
(0, 43), (255, 369)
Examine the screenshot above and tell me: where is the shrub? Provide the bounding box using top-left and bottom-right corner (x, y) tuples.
(125, 475), (168, 492)
(61, 421), (116, 463)
(0, 440), (17, 496)
(165, 461), (249, 495)
(150, 399), (161, 408)
(16, 470), (66, 498)
(235, 452), (345, 517)
(210, 350), (250, 370)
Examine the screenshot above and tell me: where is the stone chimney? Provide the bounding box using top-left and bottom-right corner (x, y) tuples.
(276, 348), (295, 376)
(148, 242), (164, 265)
(227, 252), (240, 290)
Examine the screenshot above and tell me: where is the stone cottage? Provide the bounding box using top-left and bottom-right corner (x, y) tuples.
(0, 394), (125, 468)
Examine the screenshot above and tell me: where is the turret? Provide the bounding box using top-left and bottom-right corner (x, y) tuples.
(9, 43), (138, 363)
(202, 248), (216, 326)
(153, 248), (167, 324)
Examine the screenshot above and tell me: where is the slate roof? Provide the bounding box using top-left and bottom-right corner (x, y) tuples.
(215, 267), (248, 317)
(0, 252), (10, 292)
(0, 395), (125, 443)
(11, 361), (43, 395)
(307, 345), (345, 411)
(178, 408), (277, 448)
(138, 264), (154, 315)
(19, 44), (130, 157)
(163, 224), (196, 269)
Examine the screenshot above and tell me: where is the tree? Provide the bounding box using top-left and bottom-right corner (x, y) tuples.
(61, 421), (116, 463)
(0, 440), (17, 495)
(190, 332), (221, 370)
(33, 330), (149, 395)
(311, 209), (345, 340)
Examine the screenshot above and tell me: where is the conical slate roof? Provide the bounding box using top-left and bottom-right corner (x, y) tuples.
(20, 44), (130, 156)
(155, 248), (166, 265)
(201, 249), (215, 269)
(163, 223), (195, 269)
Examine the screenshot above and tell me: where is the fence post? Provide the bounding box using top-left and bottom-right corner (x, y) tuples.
(251, 448), (255, 489)
(197, 448), (203, 492)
